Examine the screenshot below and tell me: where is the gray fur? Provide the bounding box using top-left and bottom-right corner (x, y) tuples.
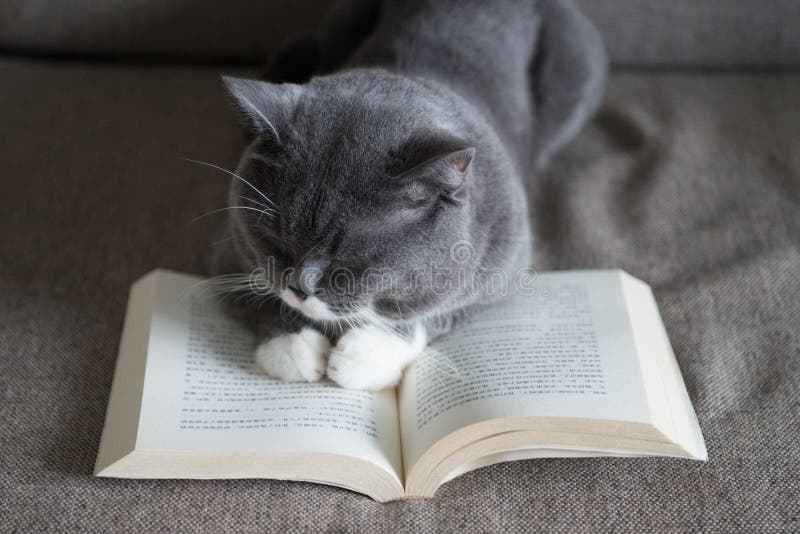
(213, 0), (606, 343)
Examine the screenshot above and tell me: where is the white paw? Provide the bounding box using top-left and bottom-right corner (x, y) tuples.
(255, 327), (330, 382)
(327, 324), (426, 391)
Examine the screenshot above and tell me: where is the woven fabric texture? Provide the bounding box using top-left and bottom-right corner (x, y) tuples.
(0, 59), (798, 531)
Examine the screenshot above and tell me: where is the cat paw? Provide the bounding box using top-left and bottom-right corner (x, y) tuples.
(327, 324), (426, 391)
(255, 328), (330, 382)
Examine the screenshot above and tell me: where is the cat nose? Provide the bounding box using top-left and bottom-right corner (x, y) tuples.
(289, 257), (330, 299)
(288, 285), (309, 301)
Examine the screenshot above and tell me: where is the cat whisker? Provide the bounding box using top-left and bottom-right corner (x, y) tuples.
(239, 195), (272, 211)
(236, 196), (278, 226)
(323, 320), (337, 338)
(189, 273), (281, 309)
(187, 274), (250, 297)
(342, 313), (357, 332)
(357, 307), (399, 335)
(419, 346), (463, 382)
(189, 205), (275, 224)
(210, 234), (237, 247)
(181, 157), (278, 208)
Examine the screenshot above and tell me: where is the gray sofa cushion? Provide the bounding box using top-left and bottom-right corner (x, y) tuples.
(1, 58), (798, 530)
(0, 0), (323, 61)
(580, 0), (800, 66)
(1, 0), (799, 65)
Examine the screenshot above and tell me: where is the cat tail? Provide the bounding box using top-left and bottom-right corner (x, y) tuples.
(530, 0), (608, 167)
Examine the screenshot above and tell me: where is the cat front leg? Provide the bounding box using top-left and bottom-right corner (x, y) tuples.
(327, 323), (427, 391)
(255, 327), (331, 382)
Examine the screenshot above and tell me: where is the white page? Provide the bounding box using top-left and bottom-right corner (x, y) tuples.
(135, 271), (402, 482)
(399, 270), (652, 472)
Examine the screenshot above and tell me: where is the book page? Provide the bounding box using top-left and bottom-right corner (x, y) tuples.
(398, 270), (653, 472)
(134, 271), (402, 483)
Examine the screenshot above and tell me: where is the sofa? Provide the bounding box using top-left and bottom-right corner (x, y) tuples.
(1, 1), (798, 531)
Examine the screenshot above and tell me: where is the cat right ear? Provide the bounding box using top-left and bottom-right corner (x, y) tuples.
(221, 76), (302, 143)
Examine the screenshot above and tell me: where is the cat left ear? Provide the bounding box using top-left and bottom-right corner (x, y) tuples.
(396, 147), (476, 197)
(221, 76), (302, 143)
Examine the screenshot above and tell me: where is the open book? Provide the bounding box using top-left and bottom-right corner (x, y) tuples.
(95, 269), (706, 501)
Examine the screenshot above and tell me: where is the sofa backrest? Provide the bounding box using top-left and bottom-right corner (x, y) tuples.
(580, 0), (800, 66)
(1, 0), (798, 66)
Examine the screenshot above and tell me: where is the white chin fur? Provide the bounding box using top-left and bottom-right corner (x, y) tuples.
(280, 289), (340, 321)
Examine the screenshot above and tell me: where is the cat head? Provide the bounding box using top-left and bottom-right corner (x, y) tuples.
(222, 71), (480, 324)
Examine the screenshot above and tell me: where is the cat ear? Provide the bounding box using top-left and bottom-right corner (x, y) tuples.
(395, 147), (476, 198)
(221, 76), (302, 143)
(530, 0), (607, 166)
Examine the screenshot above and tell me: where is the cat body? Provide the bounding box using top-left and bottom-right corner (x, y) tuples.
(212, 0), (606, 389)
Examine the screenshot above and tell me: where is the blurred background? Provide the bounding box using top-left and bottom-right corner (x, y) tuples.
(2, 0), (799, 65)
(1, 1), (799, 531)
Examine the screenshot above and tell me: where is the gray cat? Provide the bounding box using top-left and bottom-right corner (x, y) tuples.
(210, 0), (606, 390)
